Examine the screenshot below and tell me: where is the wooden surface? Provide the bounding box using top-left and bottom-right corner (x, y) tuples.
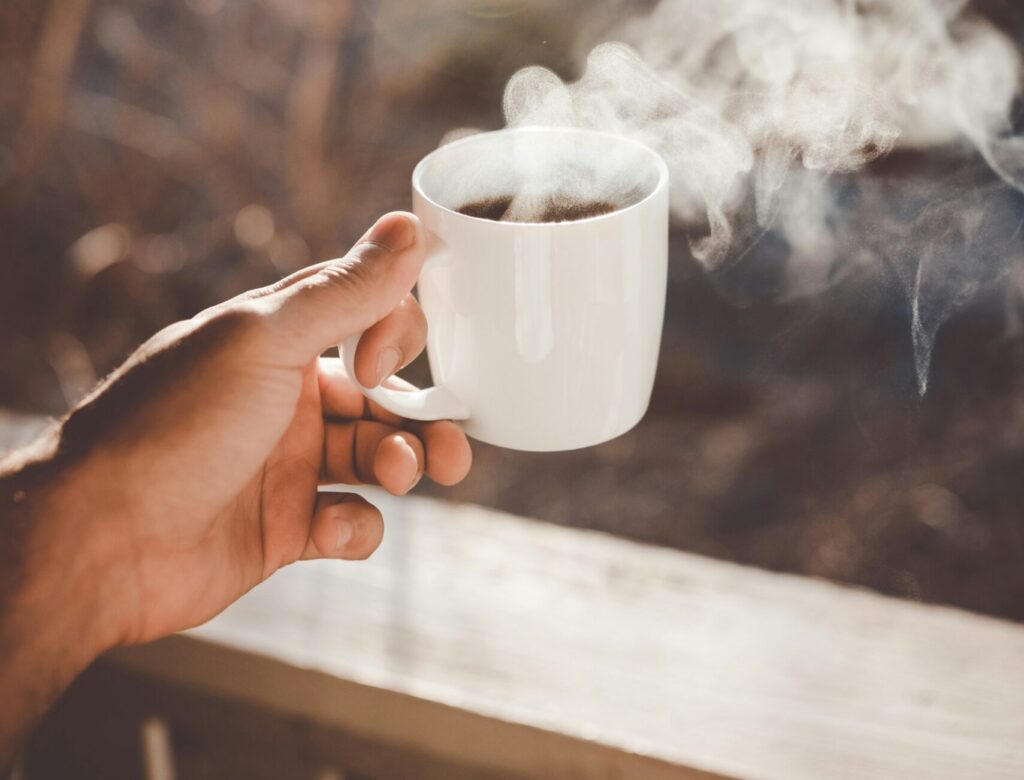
(3, 413), (1022, 778)
(0, 410), (51, 454)
(107, 487), (1024, 780)
(27, 662), (537, 780)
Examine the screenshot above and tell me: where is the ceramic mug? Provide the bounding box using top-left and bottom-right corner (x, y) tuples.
(342, 126), (669, 452)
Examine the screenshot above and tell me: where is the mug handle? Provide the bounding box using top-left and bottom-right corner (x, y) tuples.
(339, 234), (471, 422)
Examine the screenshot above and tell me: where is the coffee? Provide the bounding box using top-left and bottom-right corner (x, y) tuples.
(457, 195), (618, 223)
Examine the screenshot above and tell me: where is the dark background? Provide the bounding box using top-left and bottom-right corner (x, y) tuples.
(2, 0), (1024, 620)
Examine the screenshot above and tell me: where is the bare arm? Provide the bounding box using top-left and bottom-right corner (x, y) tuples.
(0, 432), (120, 766)
(0, 212), (472, 768)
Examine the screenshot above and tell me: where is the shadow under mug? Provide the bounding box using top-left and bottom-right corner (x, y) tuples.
(342, 126), (669, 452)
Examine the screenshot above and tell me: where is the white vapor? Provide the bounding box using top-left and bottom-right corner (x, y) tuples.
(490, 0), (1024, 392)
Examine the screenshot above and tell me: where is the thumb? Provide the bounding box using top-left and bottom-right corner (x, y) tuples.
(263, 212), (425, 364)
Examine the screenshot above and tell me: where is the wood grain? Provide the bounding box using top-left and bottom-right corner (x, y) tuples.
(109, 487), (1024, 780)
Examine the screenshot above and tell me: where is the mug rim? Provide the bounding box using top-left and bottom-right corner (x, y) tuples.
(411, 126), (670, 227)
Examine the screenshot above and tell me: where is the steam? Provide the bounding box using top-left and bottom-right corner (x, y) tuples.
(488, 0), (1024, 392)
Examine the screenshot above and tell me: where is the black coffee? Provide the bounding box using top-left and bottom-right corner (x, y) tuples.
(457, 195), (618, 223)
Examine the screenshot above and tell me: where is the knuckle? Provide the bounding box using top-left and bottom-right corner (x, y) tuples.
(311, 522), (336, 559)
(322, 249), (382, 290)
(202, 304), (260, 335)
(194, 304), (269, 354)
(318, 262), (360, 289)
(403, 296), (428, 332)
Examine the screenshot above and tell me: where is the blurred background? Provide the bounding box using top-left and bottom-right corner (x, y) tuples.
(2, 0), (1024, 627)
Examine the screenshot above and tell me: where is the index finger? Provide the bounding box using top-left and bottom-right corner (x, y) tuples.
(318, 357), (415, 427)
(318, 357), (472, 485)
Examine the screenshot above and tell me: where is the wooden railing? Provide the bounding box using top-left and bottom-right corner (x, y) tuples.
(6, 413), (1024, 779)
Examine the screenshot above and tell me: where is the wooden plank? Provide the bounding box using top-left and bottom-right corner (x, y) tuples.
(109, 487), (1024, 780)
(0, 410), (51, 454)
(28, 662), (532, 780)
(104, 640), (704, 780)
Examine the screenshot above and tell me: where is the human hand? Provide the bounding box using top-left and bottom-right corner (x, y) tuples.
(3, 212), (471, 665)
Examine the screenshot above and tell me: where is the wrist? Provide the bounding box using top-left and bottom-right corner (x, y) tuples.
(0, 430), (129, 766)
(1, 431), (125, 670)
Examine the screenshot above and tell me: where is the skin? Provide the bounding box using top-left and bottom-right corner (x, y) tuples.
(0, 212), (472, 768)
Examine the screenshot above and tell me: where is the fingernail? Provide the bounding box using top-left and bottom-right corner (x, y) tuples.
(395, 435), (423, 493)
(365, 214), (415, 252)
(374, 346), (403, 386)
(334, 517), (354, 552)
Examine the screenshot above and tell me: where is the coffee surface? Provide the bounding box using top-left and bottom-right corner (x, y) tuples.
(457, 195), (618, 223)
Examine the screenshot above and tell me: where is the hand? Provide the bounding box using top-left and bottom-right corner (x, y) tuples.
(0, 213), (471, 761)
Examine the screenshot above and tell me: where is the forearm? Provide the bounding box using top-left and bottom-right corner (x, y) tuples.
(0, 429), (119, 770)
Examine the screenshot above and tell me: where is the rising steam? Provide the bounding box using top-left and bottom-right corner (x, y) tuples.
(490, 0), (1024, 392)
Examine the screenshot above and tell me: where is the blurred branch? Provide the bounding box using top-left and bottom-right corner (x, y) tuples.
(10, 0), (92, 188)
(64, 91), (237, 211)
(284, 1), (352, 250)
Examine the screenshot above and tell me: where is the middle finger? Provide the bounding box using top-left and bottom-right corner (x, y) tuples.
(351, 294), (427, 389)
(322, 419), (425, 495)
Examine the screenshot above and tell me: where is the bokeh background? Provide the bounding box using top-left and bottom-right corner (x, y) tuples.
(2, 0), (1024, 621)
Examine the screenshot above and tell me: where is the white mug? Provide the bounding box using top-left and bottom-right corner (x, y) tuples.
(342, 126), (669, 452)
